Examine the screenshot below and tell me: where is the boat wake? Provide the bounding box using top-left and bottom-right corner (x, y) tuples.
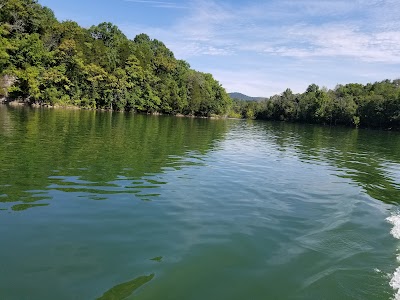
(387, 214), (400, 299)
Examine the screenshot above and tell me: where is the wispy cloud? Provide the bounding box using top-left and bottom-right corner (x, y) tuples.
(262, 23), (400, 63)
(118, 0), (400, 95)
(143, 0), (399, 61)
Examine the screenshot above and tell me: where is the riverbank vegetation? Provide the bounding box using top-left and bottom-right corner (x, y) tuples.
(0, 0), (231, 116)
(230, 80), (400, 129)
(1, 1), (399, 128)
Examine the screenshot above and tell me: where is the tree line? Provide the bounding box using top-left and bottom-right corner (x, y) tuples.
(231, 81), (400, 129)
(0, 0), (231, 116)
(1, 0), (399, 128)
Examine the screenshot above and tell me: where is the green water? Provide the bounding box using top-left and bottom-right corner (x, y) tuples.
(1, 105), (400, 300)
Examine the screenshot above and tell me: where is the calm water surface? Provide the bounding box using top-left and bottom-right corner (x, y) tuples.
(1, 105), (400, 299)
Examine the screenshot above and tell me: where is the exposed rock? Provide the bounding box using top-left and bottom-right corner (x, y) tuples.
(0, 75), (17, 100)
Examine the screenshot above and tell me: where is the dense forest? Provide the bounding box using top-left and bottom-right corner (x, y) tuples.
(231, 81), (400, 129)
(0, 0), (399, 128)
(0, 0), (231, 116)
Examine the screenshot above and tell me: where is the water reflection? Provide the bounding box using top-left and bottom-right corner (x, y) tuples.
(97, 274), (154, 300)
(11, 203), (49, 211)
(0, 106), (228, 210)
(1, 107), (399, 211)
(150, 256), (163, 262)
(1, 106), (400, 300)
(254, 121), (400, 204)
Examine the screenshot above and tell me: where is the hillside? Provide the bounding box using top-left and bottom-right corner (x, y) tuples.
(0, 0), (231, 116)
(229, 92), (265, 101)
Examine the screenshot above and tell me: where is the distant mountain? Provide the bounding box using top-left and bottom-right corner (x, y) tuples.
(229, 92), (265, 101)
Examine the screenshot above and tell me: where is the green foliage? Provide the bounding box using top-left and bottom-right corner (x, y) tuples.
(229, 99), (262, 119)
(3, 0), (398, 127)
(255, 80), (400, 129)
(0, 24), (13, 70)
(0, 0), (230, 116)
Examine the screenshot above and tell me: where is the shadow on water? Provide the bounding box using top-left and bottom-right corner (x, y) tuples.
(11, 203), (49, 211)
(97, 274), (154, 300)
(0, 106), (229, 210)
(255, 121), (400, 205)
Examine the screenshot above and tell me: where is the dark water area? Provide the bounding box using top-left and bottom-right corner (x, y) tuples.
(1, 105), (400, 299)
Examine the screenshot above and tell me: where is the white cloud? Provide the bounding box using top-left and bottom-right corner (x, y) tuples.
(118, 0), (400, 95)
(270, 24), (400, 63)
(146, 0), (400, 62)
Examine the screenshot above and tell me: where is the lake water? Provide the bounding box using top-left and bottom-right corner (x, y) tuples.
(1, 105), (400, 300)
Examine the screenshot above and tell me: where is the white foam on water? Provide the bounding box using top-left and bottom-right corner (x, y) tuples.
(387, 214), (400, 299)
(388, 215), (400, 239)
(392, 267), (400, 300)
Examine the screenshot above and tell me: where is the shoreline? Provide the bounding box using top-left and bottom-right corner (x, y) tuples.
(1, 100), (396, 130)
(3, 94), (398, 130)
(0, 100), (230, 120)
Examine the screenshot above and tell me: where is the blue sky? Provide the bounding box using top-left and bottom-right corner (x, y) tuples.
(38, 0), (400, 97)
